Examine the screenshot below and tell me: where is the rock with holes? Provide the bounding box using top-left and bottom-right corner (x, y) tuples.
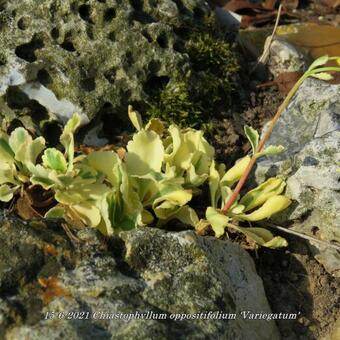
(0, 218), (279, 339)
(255, 78), (340, 277)
(0, 0), (237, 144)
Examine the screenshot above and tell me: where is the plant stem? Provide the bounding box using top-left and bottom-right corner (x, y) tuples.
(221, 73), (308, 213)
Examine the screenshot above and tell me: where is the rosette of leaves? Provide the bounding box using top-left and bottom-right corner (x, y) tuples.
(0, 128), (45, 202)
(28, 114), (111, 232)
(123, 107), (195, 226)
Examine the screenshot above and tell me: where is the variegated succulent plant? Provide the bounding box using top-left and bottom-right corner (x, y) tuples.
(0, 107), (291, 248)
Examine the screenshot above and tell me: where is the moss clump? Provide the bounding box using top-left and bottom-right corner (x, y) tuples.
(146, 29), (240, 127)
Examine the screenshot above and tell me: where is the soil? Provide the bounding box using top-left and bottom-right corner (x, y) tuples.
(256, 235), (340, 339)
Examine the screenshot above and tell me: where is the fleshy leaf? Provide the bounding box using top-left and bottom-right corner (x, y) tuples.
(125, 130), (164, 176)
(239, 195), (291, 221)
(70, 202), (101, 227)
(0, 184), (19, 202)
(145, 118), (164, 135)
(128, 105), (143, 131)
(209, 160), (221, 208)
(244, 125), (259, 154)
(206, 206), (230, 238)
(60, 114), (81, 171)
(164, 205), (199, 227)
(0, 163), (18, 185)
(311, 72), (334, 81)
(240, 178), (286, 212)
(0, 133), (14, 163)
(42, 148), (67, 173)
(45, 206), (65, 219)
(257, 145), (284, 158)
(153, 188), (192, 219)
(235, 225), (288, 248)
(308, 55), (328, 71)
(9, 128), (32, 155)
(141, 209), (154, 225)
(221, 156), (250, 187)
(86, 151), (121, 186)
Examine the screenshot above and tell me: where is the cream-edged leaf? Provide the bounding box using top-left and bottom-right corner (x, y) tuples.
(239, 195), (291, 221)
(0, 184), (19, 202)
(145, 118), (164, 135)
(0, 162), (18, 185)
(42, 148), (67, 173)
(244, 125), (259, 154)
(165, 205), (199, 227)
(60, 113), (81, 170)
(86, 151), (121, 186)
(311, 72), (334, 81)
(206, 206), (230, 238)
(221, 156), (250, 187)
(128, 105), (143, 131)
(308, 55), (329, 71)
(256, 145), (284, 158)
(240, 178), (286, 212)
(70, 202), (101, 227)
(125, 130), (164, 176)
(0, 133), (15, 163)
(153, 188), (192, 219)
(45, 206), (66, 219)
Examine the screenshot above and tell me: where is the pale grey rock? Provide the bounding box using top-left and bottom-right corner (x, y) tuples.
(256, 78), (340, 276)
(268, 38), (308, 77)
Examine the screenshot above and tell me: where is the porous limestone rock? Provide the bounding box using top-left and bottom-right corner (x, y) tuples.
(0, 0), (232, 143)
(0, 218), (279, 339)
(255, 78), (340, 277)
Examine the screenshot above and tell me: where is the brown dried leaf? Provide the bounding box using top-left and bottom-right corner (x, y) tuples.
(275, 71), (303, 95)
(38, 277), (71, 305)
(321, 0), (340, 8)
(16, 185), (56, 220)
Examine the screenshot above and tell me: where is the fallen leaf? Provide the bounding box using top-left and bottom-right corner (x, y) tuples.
(224, 0), (297, 28)
(321, 0), (340, 8)
(275, 71), (303, 95)
(16, 185), (56, 220)
(38, 276), (71, 305)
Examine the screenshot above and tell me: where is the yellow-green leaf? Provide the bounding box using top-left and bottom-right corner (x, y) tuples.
(240, 178), (286, 212)
(70, 202), (102, 227)
(206, 206), (230, 238)
(125, 130), (164, 176)
(42, 148), (67, 173)
(0, 184), (19, 202)
(221, 156), (250, 187)
(45, 206), (65, 219)
(128, 105), (143, 131)
(240, 195), (291, 221)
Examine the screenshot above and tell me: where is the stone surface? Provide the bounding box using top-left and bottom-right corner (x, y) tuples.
(0, 0), (235, 142)
(267, 38), (308, 77)
(256, 78), (340, 277)
(0, 218), (279, 339)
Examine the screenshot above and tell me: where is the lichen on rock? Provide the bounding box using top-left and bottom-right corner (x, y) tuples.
(0, 217), (279, 339)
